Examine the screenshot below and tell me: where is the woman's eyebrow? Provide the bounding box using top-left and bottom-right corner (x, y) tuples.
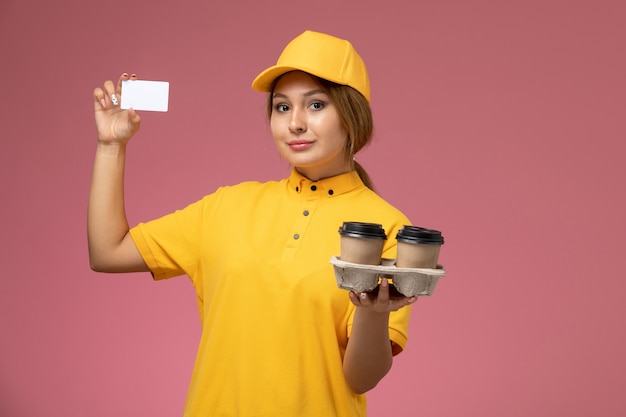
(272, 89), (326, 100)
(303, 89), (325, 97)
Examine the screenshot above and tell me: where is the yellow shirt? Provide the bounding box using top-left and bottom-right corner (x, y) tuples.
(130, 169), (412, 417)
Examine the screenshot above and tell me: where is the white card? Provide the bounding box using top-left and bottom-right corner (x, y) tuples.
(121, 80), (169, 112)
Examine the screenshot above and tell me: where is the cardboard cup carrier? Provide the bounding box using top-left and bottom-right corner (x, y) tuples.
(332, 223), (446, 297)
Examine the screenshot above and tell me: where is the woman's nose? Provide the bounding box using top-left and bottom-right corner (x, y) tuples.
(288, 109), (307, 133)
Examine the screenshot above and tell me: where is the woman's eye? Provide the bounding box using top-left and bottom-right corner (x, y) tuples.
(310, 102), (324, 110)
(275, 104), (290, 112)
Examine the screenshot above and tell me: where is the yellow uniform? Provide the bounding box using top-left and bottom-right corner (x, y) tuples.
(130, 168), (412, 417)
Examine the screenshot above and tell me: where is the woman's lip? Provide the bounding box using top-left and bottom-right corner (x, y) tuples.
(288, 140), (314, 150)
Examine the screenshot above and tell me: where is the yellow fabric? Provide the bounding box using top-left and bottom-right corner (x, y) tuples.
(129, 169), (412, 417)
(251, 30), (371, 101)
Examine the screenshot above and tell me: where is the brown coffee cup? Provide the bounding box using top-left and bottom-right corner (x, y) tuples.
(395, 226), (444, 269)
(338, 222), (387, 265)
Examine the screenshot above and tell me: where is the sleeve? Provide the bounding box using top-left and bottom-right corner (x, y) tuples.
(345, 305), (411, 356)
(388, 306), (411, 355)
(129, 196), (209, 280)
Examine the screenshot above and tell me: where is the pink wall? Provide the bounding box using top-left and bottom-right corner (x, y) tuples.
(2, 1), (625, 416)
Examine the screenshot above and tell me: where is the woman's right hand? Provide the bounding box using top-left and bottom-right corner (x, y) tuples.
(93, 73), (141, 145)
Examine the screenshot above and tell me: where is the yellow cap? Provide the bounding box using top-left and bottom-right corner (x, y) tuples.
(252, 30), (371, 102)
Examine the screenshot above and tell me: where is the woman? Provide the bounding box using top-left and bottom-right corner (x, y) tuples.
(89, 30), (416, 417)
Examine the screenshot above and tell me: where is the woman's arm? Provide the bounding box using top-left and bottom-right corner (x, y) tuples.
(343, 279), (416, 394)
(88, 73), (149, 273)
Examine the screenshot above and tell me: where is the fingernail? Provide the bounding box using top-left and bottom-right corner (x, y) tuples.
(100, 98), (106, 107)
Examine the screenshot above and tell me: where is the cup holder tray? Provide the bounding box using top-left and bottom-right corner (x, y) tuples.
(330, 256), (446, 297)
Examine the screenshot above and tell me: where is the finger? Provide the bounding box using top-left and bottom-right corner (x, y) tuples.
(359, 291), (374, 307)
(93, 87), (106, 109)
(116, 73), (137, 91)
(377, 278), (390, 304)
(116, 73), (129, 93)
(103, 80), (116, 95)
(103, 80), (123, 107)
(102, 80), (117, 105)
(117, 72), (138, 89)
(349, 291), (362, 306)
(390, 295), (418, 311)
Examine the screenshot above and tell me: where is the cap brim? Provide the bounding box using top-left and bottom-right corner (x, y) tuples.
(252, 64), (350, 93)
(251, 65), (302, 93)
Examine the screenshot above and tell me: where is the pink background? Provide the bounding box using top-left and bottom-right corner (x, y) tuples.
(1, 0), (625, 416)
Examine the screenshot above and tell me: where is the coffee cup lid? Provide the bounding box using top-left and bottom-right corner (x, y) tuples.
(396, 225), (444, 245)
(338, 222), (387, 240)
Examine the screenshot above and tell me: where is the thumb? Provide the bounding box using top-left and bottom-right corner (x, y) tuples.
(127, 108), (141, 128)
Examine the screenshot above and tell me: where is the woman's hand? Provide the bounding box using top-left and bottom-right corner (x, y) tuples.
(93, 73), (141, 145)
(349, 278), (417, 312)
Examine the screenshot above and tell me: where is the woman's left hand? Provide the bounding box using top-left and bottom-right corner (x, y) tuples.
(349, 278), (417, 312)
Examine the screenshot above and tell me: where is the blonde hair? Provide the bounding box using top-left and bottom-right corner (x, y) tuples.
(267, 73), (376, 190)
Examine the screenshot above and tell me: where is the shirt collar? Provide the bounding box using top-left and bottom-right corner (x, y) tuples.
(287, 168), (364, 197)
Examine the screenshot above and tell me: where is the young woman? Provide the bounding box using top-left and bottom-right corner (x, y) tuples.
(89, 30), (416, 417)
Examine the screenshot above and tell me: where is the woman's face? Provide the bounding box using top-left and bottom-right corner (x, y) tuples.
(270, 71), (350, 181)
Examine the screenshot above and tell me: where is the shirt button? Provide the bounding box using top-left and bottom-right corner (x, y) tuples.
(328, 189), (334, 195)
(294, 234), (300, 240)
(303, 210), (309, 216)
(310, 185), (317, 191)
